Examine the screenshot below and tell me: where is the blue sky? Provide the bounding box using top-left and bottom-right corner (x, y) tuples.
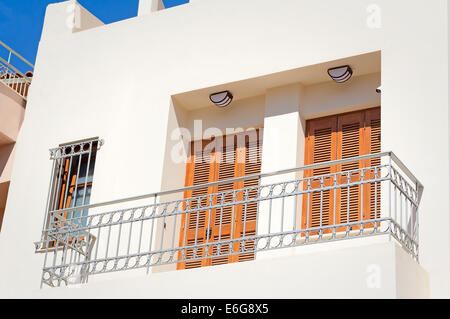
(0, 0), (189, 71)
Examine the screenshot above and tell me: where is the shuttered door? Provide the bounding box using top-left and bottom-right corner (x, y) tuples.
(365, 108), (381, 226)
(178, 130), (263, 269)
(177, 139), (217, 270)
(235, 130), (262, 262)
(303, 107), (381, 231)
(209, 135), (240, 266)
(336, 111), (365, 230)
(302, 117), (337, 232)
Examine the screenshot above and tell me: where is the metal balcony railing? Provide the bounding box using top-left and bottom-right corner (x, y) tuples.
(0, 40), (34, 100)
(34, 152), (423, 288)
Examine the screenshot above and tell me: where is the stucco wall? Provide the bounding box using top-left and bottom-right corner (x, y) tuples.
(0, 0), (447, 297)
(0, 143), (15, 184)
(0, 82), (25, 145)
(30, 241), (427, 299)
(0, 80), (25, 233)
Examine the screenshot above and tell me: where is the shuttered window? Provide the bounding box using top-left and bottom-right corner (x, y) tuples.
(48, 138), (101, 247)
(302, 107), (381, 231)
(177, 130), (263, 270)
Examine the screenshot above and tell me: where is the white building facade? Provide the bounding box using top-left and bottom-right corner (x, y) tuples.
(0, 0), (449, 298)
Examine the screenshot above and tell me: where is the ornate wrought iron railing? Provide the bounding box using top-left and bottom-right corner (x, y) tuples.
(0, 40), (34, 100)
(34, 152), (423, 288)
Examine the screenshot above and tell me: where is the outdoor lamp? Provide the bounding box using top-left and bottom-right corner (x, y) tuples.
(327, 65), (353, 83)
(210, 91), (233, 107)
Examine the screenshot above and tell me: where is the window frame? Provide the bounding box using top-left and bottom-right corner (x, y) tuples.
(38, 137), (103, 251)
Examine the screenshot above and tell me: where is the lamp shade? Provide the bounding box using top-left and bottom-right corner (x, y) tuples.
(327, 65), (353, 83)
(209, 91), (233, 107)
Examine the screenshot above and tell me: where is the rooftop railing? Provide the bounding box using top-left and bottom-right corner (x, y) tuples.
(0, 40), (34, 100)
(35, 151), (423, 288)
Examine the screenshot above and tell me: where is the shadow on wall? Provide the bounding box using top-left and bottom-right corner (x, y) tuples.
(0, 181), (10, 231)
(0, 143), (14, 231)
(0, 143), (14, 178)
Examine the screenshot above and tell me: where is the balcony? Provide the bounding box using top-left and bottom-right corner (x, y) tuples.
(34, 151), (422, 288)
(0, 40), (34, 147)
(0, 40), (34, 101)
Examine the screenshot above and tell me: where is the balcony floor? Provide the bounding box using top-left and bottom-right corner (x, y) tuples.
(34, 240), (428, 299)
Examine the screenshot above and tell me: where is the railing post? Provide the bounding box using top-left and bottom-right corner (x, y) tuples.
(415, 181), (420, 259)
(388, 154), (392, 241)
(146, 194), (158, 275)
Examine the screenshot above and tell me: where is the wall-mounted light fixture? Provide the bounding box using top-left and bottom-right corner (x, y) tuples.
(327, 65), (353, 83)
(209, 90), (233, 107)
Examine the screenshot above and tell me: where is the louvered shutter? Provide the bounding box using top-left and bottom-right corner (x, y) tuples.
(235, 130), (262, 262)
(208, 130), (263, 264)
(302, 117), (337, 232)
(178, 130), (263, 269)
(336, 111), (365, 229)
(209, 135), (240, 266)
(177, 139), (216, 270)
(51, 158), (72, 232)
(58, 158), (72, 211)
(303, 107), (381, 232)
(365, 108), (381, 225)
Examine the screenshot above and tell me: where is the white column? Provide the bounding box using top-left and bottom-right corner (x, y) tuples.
(40, 0), (104, 41)
(257, 84), (305, 260)
(138, 0), (165, 16)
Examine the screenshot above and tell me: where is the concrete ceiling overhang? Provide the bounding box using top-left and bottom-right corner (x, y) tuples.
(173, 51), (381, 111)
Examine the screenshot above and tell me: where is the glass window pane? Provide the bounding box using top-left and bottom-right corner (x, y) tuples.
(77, 154), (96, 184)
(67, 185), (91, 227)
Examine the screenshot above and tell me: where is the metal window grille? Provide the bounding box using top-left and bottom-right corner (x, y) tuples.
(36, 138), (103, 286)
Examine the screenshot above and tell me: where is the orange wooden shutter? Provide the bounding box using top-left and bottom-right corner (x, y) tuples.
(303, 107), (381, 232)
(302, 117), (337, 232)
(53, 158), (78, 231)
(53, 145), (97, 245)
(207, 130), (263, 265)
(178, 130), (263, 269)
(235, 130), (262, 262)
(58, 158), (72, 211)
(337, 108), (381, 227)
(177, 139), (217, 270)
(365, 108), (381, 224)
(336, 111), (365, 229)
(50, 158), (72, 234)
(208, 135), (240, 266)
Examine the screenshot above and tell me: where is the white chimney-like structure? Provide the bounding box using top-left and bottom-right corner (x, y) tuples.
(138, 0), (165, 16)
